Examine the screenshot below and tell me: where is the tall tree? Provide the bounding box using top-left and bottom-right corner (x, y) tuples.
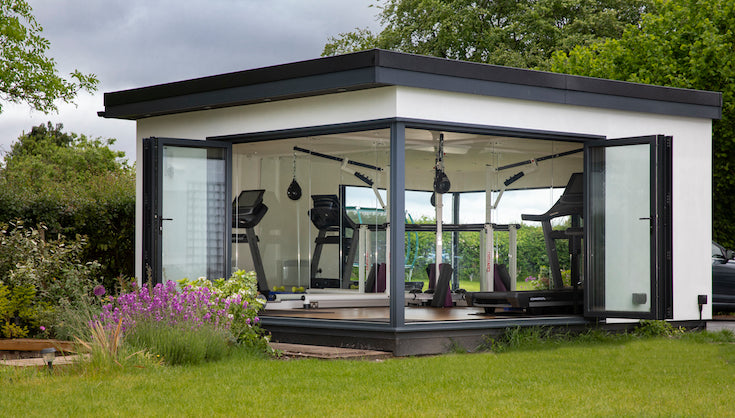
(0, 0), (97, 113)
(323, 0), (653, 69)
(551, 0), (735, 248)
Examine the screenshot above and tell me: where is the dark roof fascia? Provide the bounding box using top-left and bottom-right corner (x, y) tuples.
(375, 66), (722, 119)
(101, 67), (385, 120)
(100, 49), (723, 121)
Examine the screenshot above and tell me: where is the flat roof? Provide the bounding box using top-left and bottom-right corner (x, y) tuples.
(100, 49), (722, 120)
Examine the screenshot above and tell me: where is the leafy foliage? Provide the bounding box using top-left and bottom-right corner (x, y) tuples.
(403, 215), (570, 287)
(323, 0), (653, 69)
(0, 282), (37, 337)
(180, 270), (271, 353)
(633, 319), (683, 337)
(0, 221), (100, 338)
(550, 0), (735, 247)
(0, 0), (97, 113)
(0, 123), (135, 284)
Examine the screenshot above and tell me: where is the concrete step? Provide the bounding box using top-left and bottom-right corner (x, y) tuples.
(270, 342), (391, 360)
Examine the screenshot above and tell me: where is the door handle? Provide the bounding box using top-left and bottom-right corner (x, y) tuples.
(639, 216), (653, 232)
(157, 216), (173, 232)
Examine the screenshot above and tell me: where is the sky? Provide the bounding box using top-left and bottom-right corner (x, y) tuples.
(1, 0), (381, 160)
(2, 0), (563, 224)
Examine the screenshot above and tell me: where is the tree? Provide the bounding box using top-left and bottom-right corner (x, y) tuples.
(0, 0), (97, 113)
(551, 0), (735, 248)
(323, 0), (653, 69)
(0, 122), (135, 286)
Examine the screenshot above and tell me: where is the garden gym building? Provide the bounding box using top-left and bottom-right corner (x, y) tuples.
(100, 50), (722, 355)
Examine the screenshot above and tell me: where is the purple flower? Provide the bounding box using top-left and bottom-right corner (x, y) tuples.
(94, 285), (106, 297)
(40, 326), (46, 331)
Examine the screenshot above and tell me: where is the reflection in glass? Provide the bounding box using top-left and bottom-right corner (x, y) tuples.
(161, 146), (226, 283)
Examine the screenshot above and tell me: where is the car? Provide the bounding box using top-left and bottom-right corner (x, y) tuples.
(712, 241), (735, 312)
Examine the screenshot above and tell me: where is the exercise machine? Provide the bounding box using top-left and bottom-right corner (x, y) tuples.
(468, 172), (584, 314)
(309, 194), (360, 289)
(232, 189), (270, 296)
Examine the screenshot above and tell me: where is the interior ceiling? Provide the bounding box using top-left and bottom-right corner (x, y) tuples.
(234, 129), (582, 164)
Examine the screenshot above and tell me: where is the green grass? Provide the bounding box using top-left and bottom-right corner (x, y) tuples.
(2, 336), (734, 416)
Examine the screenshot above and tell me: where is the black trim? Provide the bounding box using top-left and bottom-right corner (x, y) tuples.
(658, 136), (674, 319)
(208, 117), (605, 144)
(389, 121), (406, 327)
(142, 138), (156, 283)
(102, 49), (722, 121)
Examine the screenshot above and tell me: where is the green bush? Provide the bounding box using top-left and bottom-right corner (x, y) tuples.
(180, 270), (271, 353)
(0, 222), (100, 338)
(0, 123), (135, 287)
(0, 283), (41, 338)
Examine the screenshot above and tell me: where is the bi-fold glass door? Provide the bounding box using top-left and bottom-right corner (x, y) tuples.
(585, 135), (672, 319)
(143, 138), (232, 284)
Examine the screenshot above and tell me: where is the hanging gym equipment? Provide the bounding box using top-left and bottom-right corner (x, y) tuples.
(287, 152), (302, 200)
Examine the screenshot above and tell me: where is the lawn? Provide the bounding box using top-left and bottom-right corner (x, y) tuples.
(2, 336), (733, 416)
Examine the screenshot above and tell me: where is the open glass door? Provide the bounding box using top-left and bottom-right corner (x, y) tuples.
(143, 138), (232, 284)
(585, 135), (672, 319)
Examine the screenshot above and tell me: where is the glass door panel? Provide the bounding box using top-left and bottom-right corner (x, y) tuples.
(143, 138), (231, 284)
(585, 135), (672, 319)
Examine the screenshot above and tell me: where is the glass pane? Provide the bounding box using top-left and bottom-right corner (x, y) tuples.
(589, 143), (651, 313)
(161, 145), (227, 283)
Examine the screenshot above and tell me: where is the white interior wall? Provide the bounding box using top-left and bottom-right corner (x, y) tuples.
(229, 143), (391, 288)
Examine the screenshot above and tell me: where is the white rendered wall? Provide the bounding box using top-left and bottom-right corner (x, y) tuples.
(134, 85), (713, 321)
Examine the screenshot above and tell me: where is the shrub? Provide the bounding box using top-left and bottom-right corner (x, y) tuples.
(95, 280), (243, 365)
(0, 222), (100, 338)
(0, 123), (135, 286)
(179, 270), (269, 351)
(0, 283), (41, 338)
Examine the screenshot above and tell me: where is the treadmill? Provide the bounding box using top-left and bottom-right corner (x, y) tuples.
(308, 195), (360, 289)
(468, 173), (584, 314)
(232, 189), (269, 296)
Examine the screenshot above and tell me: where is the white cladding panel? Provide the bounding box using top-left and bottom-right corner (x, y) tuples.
(136, 88), (398, 140)
(135, 85), (713, 321)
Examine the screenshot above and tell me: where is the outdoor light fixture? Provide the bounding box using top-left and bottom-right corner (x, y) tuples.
(41, 347), (55, 372)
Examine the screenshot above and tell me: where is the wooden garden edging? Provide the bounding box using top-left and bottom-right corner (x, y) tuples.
(0, 338), (75, 353)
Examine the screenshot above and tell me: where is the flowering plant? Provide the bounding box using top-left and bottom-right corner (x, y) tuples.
(180, 270), (270, 350)
(92, 280), (247, 365)
(95, 280), (242, 334)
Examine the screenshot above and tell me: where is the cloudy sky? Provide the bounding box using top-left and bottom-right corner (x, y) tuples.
(2, 0), (380, 159)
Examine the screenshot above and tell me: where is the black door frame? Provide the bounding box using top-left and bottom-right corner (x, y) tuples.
(584, 135), (673, 320)
(142, 137), (232, 284)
